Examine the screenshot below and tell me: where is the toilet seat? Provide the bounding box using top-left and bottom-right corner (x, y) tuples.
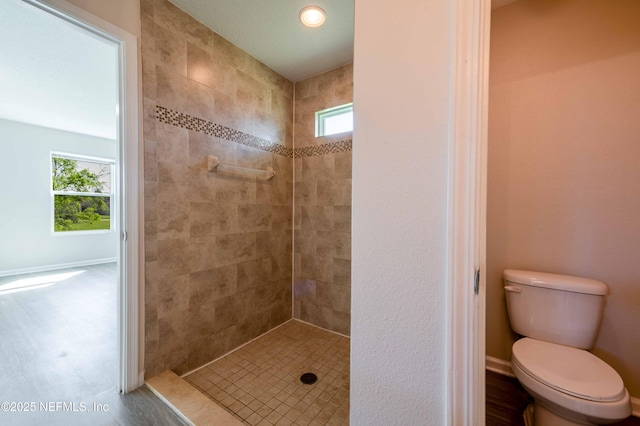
(512, 338), (625, 402)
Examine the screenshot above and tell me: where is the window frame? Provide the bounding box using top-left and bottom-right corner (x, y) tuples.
(50, 152), (116, 235)
(315, 102), (354, 137)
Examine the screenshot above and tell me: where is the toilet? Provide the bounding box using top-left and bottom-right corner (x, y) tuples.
(503, 269), (632, 425)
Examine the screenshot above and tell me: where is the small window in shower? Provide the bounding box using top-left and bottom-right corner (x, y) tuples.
(315, 103), (353, 137)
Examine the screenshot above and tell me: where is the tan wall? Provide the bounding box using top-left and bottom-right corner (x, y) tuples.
(487, 0), (640, 396)
(141, 0), (293, 377)
(293, 65), (353, 335)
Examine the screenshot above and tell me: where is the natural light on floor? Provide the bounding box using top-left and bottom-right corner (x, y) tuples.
(0, 270), (85, 296)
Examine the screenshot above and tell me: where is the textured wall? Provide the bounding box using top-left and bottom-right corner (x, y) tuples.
(293, 64), (353, 335)
(141, 0), (293, 378)
(487, 0), (640, 397)
(351, 0), (449, 423)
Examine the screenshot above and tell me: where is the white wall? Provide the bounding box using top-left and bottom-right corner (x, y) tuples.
(351, 0), (451, 424)
(0, 118), (117, 275)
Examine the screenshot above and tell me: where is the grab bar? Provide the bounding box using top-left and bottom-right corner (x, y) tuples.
(207, 155), (276, 180)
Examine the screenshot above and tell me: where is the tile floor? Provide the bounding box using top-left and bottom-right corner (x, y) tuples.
(184, 320), (350, 425)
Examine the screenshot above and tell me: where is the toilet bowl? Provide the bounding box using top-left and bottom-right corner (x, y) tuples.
(503, 270), (632, 425)
(512, 338), (630, 425)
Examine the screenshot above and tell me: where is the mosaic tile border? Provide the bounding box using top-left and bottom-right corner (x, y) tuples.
(293, 139), (352, 158)
(155, 106), (352, 159)
(156, 105), (293, 158)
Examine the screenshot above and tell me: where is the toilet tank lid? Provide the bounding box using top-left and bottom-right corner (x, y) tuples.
(503, 269), (608, 295)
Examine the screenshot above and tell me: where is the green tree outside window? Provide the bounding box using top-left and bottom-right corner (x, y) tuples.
(52, 156), (112, 232)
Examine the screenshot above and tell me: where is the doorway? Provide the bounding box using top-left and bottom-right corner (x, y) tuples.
(0, 0), (140, 406)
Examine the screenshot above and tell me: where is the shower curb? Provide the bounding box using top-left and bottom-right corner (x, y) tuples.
(146, 370), (242, 426)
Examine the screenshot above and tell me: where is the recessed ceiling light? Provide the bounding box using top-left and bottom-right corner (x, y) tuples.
(299, 6), (326, 28)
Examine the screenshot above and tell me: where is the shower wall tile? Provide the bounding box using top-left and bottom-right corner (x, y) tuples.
(293, 65), (353, 336)
(142, 0), (350, 379)
(157, 274), (190, 318)
(294, 64), (353, 150)
(142, 0), (293, 378)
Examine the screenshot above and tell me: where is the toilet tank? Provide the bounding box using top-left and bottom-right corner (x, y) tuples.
(503, 269), (608, 350)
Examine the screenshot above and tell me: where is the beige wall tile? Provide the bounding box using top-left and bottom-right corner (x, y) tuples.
(157, 237), (194, 276)
(143, 138), (157, 182)
(333, 232), (351, 260)
(157, 162), (190, 203)
(272, 254), (291, 281)
(214, 295), (239, 331)
(157, 200), (189, 240)
(215, 175), (257, 204)
(334, 151), (352, 179)
(154, 0), (210, 52)
(144, 180), (158, 222)
(294, 181), (316, 205)
(333, 206), (351, 233)
(333, 178), (352, 206)
(292, 65), (353, 335)
(237, 258), (271, 292)
(183, 78), (215, 120)
(159, 347), (189, 376)
(187, 302), (218, 342)
(236, 144), (272, 170)
(190, 202), (237, 236)
(333, 258), (351, 287)
(212, 232), (256, 267)
(158, 274), (190, 318)
(155, 65), (186, 111)
(158, 309), (188, 356)
(270, 205), (292, 232)
(144, 220), (158, 261)
(189, 264), (237, 307)
(294, 279), (316, 303)
(143, 0), (365, 375)
(187, 42), (214, 88)
(332, 285), (351, 314)
(332, 311), (350, 336)
(156, 122), (188, 166)
(153, 23), (187, 76)
(237, 204), (271, 232)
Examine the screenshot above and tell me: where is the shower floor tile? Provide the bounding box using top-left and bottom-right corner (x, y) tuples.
(184, 320), (350, 425)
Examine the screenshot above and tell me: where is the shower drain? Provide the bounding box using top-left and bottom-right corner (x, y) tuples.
(299, 372), (318, 385)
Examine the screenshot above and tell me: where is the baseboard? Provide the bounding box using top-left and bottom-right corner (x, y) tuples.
(486, 356), (640, 418)
(0, 257), (117, 277)
(486, 355), (515, 378)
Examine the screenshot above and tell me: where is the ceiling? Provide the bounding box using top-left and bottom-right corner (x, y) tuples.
(169, 0), (516, 83)
(0, 0), (117, 139)
(168, 0), (355, 82)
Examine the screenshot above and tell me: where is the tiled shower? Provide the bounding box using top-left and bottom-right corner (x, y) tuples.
(141, 0), (352, 387)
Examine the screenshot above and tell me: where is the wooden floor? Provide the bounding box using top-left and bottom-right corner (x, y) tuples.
(0, 263), (187, 426)
(486, 370), (639, 426)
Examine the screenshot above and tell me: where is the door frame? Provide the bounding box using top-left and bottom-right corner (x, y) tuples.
(446, 0), (490, 423)
(27, 0), (142, 393)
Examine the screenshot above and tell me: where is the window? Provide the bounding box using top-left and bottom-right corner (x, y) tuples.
(51, 154), (114, 233)
(315, 103), (353, 137)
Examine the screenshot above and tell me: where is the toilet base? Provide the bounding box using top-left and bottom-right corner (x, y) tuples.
(533, 402), (590, 426)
